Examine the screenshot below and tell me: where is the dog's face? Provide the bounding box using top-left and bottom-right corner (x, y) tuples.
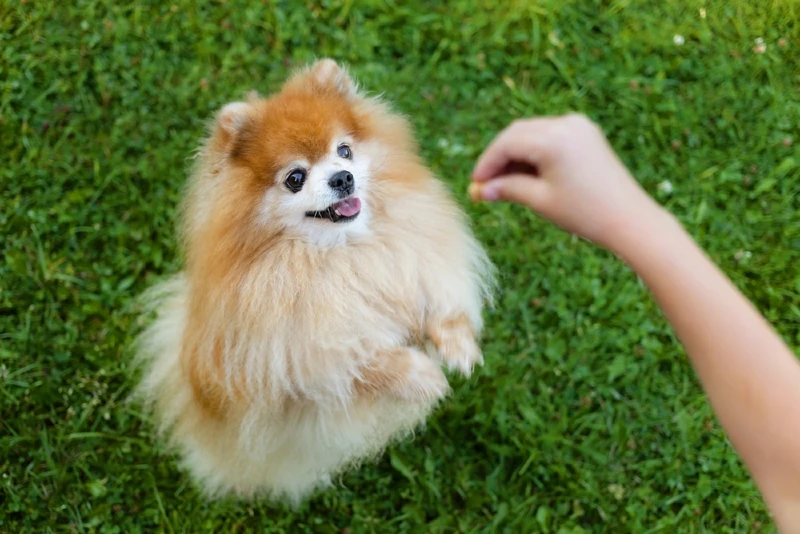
(261, 127), (373, 244)
(208, 60), (387, 248)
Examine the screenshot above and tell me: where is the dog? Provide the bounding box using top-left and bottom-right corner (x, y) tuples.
(132, 59), (495, 504)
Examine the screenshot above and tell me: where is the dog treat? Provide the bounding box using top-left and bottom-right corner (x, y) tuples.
(468, 181), (483, 202)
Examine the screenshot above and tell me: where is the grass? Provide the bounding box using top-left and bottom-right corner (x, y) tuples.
(1, 0), (799, 532)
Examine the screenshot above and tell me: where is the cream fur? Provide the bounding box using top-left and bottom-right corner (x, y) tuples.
(131, 60), (496, 505)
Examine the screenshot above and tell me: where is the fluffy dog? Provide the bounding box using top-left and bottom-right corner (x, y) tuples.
(132, 59), (495, 504)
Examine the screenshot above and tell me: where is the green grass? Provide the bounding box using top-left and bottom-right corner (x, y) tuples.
(2, 1), (799, 532)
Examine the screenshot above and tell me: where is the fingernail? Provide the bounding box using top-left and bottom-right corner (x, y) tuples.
(481, 184), (499, 201)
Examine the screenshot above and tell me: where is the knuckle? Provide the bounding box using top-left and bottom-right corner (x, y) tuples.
(565, 112), (590, 127)
(508, 118), (530, 133)
(552, 113), (601, 145)
(572, 113), (600, 133)
(502, 120), (537, 148)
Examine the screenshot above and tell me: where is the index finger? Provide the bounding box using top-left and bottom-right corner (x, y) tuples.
(471, 117), (556, 182)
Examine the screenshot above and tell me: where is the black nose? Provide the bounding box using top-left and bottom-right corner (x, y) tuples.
(328, 170), (354, 195)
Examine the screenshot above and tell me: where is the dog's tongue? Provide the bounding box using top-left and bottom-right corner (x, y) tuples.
(333, 197), (361, 217)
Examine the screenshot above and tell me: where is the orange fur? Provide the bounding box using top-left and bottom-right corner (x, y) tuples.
(132, 59), (496, 503)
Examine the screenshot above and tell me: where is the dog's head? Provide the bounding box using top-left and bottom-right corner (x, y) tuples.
(198, 59), (418, 249)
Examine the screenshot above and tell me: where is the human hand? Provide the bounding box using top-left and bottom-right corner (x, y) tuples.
(469, 113), (668, 253)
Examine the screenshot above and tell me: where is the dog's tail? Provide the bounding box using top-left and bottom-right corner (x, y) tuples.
(128, 274), (190, 437)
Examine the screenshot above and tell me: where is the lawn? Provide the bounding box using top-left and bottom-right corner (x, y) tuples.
(2, 1), (799, 532)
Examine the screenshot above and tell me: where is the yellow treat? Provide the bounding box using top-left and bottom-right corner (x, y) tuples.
(467, 182), (482, 202)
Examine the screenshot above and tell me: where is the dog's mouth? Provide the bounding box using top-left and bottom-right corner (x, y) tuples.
(305, 197), (362, 223)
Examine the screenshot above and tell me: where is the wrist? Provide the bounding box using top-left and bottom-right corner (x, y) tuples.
(608, 203), (685, 265)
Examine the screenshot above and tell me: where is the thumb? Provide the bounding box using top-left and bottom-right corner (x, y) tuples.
(472, 174), (549, 209)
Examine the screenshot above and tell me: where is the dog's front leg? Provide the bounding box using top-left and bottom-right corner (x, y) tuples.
(425, 313), (483, 377)
(353, 347), (450, 402)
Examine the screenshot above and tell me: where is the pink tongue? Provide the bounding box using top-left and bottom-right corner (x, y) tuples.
(333, 197), (361, 217)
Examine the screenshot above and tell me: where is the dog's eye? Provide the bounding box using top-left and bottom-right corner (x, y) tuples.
(285, 169), (306, 193)
(337, 144), (352, 159)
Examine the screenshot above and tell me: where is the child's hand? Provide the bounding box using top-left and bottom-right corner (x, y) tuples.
(470, 113), (666, 253)
(471, 115), (800, 531)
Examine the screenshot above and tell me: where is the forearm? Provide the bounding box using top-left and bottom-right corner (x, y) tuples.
(614, 209), (800, 527)
(470, 112), (800, 526)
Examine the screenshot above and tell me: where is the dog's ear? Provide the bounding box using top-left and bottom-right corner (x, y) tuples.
(286, 58), (358, 99)
(309, 59), (357, 96)
(213, 100), (255, 154)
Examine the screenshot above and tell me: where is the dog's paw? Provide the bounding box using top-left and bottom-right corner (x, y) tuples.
(398, 349), (450, 403)
(427, 316), (484, 378)
(434, 330), (483, 378)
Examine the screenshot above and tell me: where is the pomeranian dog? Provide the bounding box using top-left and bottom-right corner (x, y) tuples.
(132, 59), (495, 504)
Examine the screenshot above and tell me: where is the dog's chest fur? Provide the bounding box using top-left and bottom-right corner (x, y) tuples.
(255, 232), (429, 357)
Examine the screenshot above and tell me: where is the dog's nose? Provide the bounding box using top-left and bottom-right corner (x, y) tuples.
(328, 170), (354, 194)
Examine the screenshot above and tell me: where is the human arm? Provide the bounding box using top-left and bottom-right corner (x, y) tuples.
(470, 114), (800, 531)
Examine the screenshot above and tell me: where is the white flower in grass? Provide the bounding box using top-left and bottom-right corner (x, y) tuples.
(673, 34), (685, 46)
(658, 180), (674, 194)
(753, 37), (767, 54)
(699, 8), (707, 19)
(438, 138), (467, 155)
